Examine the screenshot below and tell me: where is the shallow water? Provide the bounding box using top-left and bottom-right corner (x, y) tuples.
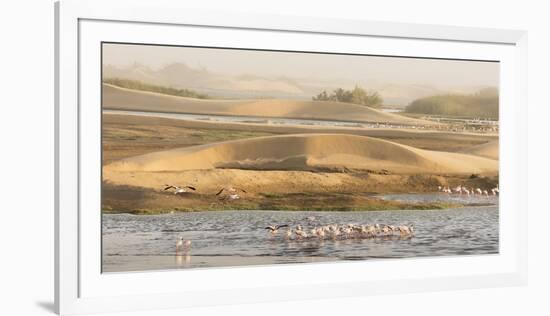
(104, 110), (405, 129)
(378, 193), (499, 205)
(102, 194), (499, 272)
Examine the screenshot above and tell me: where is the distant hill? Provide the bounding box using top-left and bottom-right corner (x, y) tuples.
(404, 88), (499, 119)
(103, 63), (306, 99)
(103, 62), (493, 105)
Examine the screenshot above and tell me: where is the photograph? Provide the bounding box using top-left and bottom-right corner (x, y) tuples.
(101, 43), (500, 273)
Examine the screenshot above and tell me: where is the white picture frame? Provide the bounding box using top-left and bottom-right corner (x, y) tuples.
(55, 0), (528, 314)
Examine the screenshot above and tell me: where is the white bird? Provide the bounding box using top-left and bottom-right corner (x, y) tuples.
(176, 237), (192, 253)
(365, 224), (377, 236)
(483, 190), (489, 196)
(216, 187), (246, 201)
(164, 184), (196, 195)
(396, 224), (415, 236)
(295, 227), (308, 239)
(330, 227), (341, 239)
(227, 194), (240, 201)
(453, 186), (463, 194)
(285, 228), (293, 239)
(381, 225), (393, 235)
(476, 188), (483, 195)
(317, 228), (326, 239)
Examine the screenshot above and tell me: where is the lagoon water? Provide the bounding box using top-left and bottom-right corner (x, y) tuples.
(102, 194), (499, 272)
(104, 110), (401, 129)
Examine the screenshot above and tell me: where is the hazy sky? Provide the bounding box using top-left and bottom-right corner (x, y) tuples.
(103, 43), (499, 88)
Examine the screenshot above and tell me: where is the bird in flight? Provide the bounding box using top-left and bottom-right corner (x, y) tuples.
(264, 224), (289, 234)
(164, 184), (197, 195)
(215, 187), (246, 201)
(215, 187), (246, 195)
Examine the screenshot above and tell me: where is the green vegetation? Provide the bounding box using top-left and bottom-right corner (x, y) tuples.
(102, 192), (462, 215)
(405, 88), (498, 119)
(313, 85), (383, 108)
(103, 78), (210, 99)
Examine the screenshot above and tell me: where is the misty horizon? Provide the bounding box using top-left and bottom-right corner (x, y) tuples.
(102, 43), (499, 105)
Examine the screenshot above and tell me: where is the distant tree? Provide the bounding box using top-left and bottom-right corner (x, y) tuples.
(312, 85), (383, 108)
(312, 90), (330, 101)
(351, 86), (383, 108)
(365, 91), (383, 108)
(405, 88), (499, 119)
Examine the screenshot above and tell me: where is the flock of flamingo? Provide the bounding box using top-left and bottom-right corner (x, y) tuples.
(176, 222), (415, 254)
(265, 222), (415, 241)
(172, 183), (499, 254)
(437, 185), (499, 196)
(165, 184), (500, 200)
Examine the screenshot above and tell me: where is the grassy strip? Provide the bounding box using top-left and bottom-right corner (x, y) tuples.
(102, 200), (461, 215)
(104, 78), (210, 99)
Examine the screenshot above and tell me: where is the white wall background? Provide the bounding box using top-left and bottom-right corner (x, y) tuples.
(0, 0), (547, 315)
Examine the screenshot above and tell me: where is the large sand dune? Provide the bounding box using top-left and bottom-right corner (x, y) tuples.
(102, 84), (434, 126)
(106, 134), (498, 175)
(461, 140), (499, 160)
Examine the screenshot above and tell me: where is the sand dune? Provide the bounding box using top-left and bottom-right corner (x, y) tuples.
(102, 84), (435, 126)
(460, 140), (499, 160)
(106, 134), (498, 175)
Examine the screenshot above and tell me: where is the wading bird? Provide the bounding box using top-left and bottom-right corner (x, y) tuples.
(294, 225), (308, 239)
(285, 228), (293, 239)
(453, 185), (463, 194)
(295, 230), (308, 239)
(396, 224), (415, 237)
(176, 237), (192, 253)
(164, 184), (196, 195)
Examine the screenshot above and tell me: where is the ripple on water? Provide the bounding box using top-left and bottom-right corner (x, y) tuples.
(103, 198), (499, 271)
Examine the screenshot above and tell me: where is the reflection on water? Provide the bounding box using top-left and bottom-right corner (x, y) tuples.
(102, 194), (499, 272)
(175, 254), (192, 268)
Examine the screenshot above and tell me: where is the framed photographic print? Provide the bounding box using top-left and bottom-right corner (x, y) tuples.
(55, 0), (527, 314)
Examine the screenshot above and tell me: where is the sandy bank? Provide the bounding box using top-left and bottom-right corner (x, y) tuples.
(102, 84), (435, 126)
(461, 140), (499, 160)
(105, 133), (498, 175)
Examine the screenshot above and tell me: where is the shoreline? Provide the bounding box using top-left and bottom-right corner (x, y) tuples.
(103, 201), (497, 215)
(101, 112), (498, 215)
(104, 110), (497, 137)
(101, 192), (498, 215)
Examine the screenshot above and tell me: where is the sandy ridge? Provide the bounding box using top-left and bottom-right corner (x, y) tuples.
(105, 133), (498, 175)
(102, 84), (435, 126)
(460, 140), (499, 160)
